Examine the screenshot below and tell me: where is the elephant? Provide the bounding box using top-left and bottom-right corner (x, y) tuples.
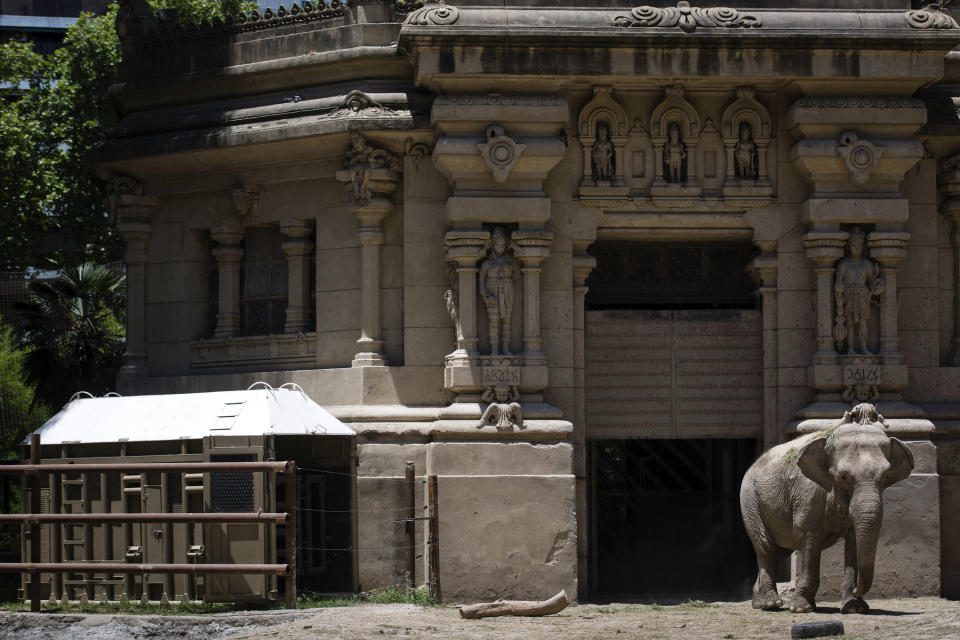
(739, 403), (914, 614)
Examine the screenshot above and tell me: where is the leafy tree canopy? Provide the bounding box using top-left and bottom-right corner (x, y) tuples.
(0, 317), (50, 457)
(0, 0), (255, 271)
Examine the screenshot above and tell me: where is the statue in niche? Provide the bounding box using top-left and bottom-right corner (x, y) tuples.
(343, 132), (399, 207)
(833, 227), (884, 355)
(478, 383), (523, 432)
(665, 122), (686, 183)
(443, 267), (464, 350)
(479, 226), (515, 356)
(591, 122), (614, 184)
(735, 121), (758, 180)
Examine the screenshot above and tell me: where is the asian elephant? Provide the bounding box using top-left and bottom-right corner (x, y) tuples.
(739, 403), (914, 614)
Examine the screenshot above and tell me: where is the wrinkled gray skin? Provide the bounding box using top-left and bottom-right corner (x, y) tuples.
(739, 403), (914, 614)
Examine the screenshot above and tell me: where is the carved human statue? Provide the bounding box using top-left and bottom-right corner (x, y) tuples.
(665, 122), (686, 183)
(833, 227), (884, 355)
(740, 403), (913, 614)
(343, 132), (399, 207)
(592, 122), (614, 184)
(479, 227), (515, 355)
(478, 383), (523, 432)
(735, 121), (758, 180)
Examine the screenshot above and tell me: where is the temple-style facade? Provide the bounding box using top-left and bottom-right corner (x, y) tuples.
(91, 0), (960, 601)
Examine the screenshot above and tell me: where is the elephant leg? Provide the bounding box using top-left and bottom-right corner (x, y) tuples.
(840, 528), (870, 614)
(751, 547), (785, 610)
(791, 537), (821, 613)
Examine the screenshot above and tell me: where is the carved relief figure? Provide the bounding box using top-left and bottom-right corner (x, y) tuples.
(443, 268), (464, 350)
(833, 227), (884, 355)
(479, 227), (515, 355)
(591, 122), (614, 184)
(478, 383), (523, 432)
(665, 122), (686, 183)
(734, 121), (757, 179)
(740, 403), (913, 614)
(343, 132), (399, 207)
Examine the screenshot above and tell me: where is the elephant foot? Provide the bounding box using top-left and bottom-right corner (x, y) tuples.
(789, 595), (815, 613)
(752, 592), (783, 610)
(840, 597), (869, 614)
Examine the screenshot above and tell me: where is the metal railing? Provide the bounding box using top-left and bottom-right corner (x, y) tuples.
(0, 434), (298, 612)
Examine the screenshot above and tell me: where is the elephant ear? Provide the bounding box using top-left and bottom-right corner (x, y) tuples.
(797, 437), (833, 491)
(883, 437), (915, 489)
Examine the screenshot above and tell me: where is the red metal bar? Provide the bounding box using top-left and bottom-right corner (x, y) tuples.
(0, 563), (289, 575)
(0, 462), (289, 474)
(2, 513), (290, 524)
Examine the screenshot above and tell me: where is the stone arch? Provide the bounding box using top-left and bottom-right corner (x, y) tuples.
(650, 85), (699, 140)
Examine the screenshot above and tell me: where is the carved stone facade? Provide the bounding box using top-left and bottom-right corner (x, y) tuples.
(92, 0), (960, 605)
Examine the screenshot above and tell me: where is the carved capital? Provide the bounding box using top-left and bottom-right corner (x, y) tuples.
(867, 231), (910, 266)
(512, 230), (553, 266)
(803, 231), (848, 265)
(445, 230), (490, 267)
(748, 252), (778, 289)
(573, 254), (598, 290)
(211, 224), (245, 258)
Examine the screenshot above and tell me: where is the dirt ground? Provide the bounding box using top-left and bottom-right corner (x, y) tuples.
(2, 597), (959, 640)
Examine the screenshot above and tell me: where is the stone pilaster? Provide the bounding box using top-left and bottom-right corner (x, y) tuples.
(107, 180), (157, 390)
(571, 251), (595, 599)
(802, 231), (848, 365)
(749, 249), (779, 449)
(938, 165), (960, 365)
(211, 225), (244, 339)
(280, 219), (313, 334)
(336, 135), (401, 367)
(444, 231), (489, 363)
(868, 230), (910, 366)
(512, 230), (553, 365)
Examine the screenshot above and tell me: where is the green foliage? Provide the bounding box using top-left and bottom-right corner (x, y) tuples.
(0, 319), (50, 452)
(296, 586), (438, 609)
(0, 0), (254, 270)
(15, 263), (125, 410)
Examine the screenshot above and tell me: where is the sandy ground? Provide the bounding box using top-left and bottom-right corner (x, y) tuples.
(1, 597), (958, 639)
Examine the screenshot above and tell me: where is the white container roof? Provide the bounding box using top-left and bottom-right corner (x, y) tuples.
(32, 386), (355, 445)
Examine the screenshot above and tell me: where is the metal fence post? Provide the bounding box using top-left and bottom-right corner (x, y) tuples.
(29, 434), (40, 612)
(404, 462), (415, 590)
(284, 462), (297, 609)
(428, 475), (440, 603)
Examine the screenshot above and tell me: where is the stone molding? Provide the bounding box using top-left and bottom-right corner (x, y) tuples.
(612, 2), (761, 33)
(191, 332), (317, 368)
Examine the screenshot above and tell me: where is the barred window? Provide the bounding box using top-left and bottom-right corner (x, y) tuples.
(242, 227), (287, 336)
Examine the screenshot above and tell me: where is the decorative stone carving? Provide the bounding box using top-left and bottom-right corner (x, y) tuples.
(833, 227), (884, 355)
(104, 173), (144, 219)
(478, 383), (523, 432)
(612, 1), (761, 32)
(577, 86), (629, 194)
(650, 85), (700, 196)
(343, 132), (401, 207)
(443, 267), (465, 352)
(837, 131), (885, 186)
(231, 185), (259, 219)
(479, 226), (516, 356)
(477, 124), (525, 184)
(904, 1), (959, 29)
(405, 137), (432, 157)
(721, 86), (773, 199)
(341, 90), (394, 115)
(404, 1), (459, 26)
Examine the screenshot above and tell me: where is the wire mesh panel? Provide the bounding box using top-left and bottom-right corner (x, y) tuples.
(211, 471), (254, 513)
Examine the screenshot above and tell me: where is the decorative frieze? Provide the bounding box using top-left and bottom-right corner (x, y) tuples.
(612, 1), (761, 32)
(191, 332), (316, 368)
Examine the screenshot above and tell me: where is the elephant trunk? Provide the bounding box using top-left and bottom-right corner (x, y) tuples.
(850, 483), (883, 597)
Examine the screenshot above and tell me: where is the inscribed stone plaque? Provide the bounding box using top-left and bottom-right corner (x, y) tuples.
(482, 366), (520, 386)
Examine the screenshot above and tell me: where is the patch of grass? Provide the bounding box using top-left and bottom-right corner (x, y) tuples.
(679, 599), (718, 609)
(0, 599), (241, 615)
(647, 603), (663, 611)
(297, 585), (438, 609)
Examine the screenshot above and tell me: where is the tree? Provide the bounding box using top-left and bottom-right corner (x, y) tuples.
(15, 263), (126, 411)
(0, 0), (254, 271)
(0, 318), (50, 458)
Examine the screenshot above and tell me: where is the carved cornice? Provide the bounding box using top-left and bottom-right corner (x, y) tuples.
(791, 96), (926, 110)
(404, 1), (458, 26)
(612, 1), (761, 33)
(904, 2), (959, 29)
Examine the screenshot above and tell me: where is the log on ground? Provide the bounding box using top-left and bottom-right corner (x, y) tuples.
(458, 590), (570, 619)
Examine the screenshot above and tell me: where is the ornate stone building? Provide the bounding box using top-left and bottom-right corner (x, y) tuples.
(91, 0), (960, 601)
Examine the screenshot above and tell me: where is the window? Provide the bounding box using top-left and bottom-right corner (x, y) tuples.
(242, 227), (287, 335)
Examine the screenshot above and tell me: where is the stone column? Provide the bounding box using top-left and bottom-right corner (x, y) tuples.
(749, 249), (779, 449)
(951, 220), (960, 365)
(512, 230), (553, 365)
(211, 225), (244, 338)
(571, 251), (595, 598)
(868, 230), (909, 365)
(444, 231), (489, 363)
(109, 187), (158, 389)
(280, 220), (313, 334)
(803, 231), (848, 364)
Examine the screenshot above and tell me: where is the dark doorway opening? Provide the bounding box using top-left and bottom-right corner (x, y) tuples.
(588, 438), (758, 601)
